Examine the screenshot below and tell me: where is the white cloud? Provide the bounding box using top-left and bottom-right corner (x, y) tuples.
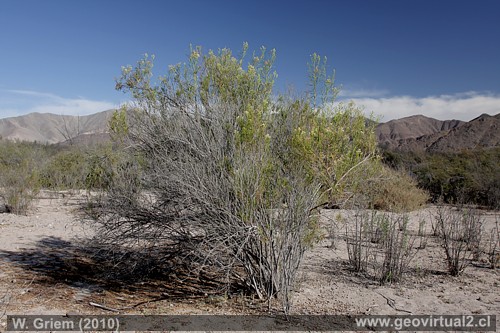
(1, 89), (498, 123)
(0, 89), (117, 118)
(6, 89), (63, 99)
(342, 91), (500, 121)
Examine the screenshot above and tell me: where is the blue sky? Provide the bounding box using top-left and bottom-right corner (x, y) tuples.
(0, 0), (499, 121)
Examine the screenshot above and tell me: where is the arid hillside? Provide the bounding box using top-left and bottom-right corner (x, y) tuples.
(377, 113), (500, 152)
(376, 114), (464, 149)
(0, 110), (115, 144)
(2, 111), (499, 152)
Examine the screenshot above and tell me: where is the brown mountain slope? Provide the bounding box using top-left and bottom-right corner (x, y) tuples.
(379, 113), (500, 152)
(2, 111), (498, 152)
(0, 110), (115, 143)
(376, 114), (464, 150)
(426, 113), (500, 152)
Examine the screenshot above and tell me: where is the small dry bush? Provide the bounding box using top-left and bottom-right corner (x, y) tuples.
(0, 141), (44, 214)
(0, 166), (39, 214)
(487, 216), (500, 269)
(375, 213), (419, 284)
(348, 164), (428, 212)
(345, 210), (419, 284)
(344, 211), (370, 272)
(434, 205), (484, 275)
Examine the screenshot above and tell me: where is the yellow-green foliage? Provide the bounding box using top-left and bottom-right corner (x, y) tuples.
(109, 107), (129, 144)
(293, 103), (378, 203)
(385, 148), (500, 208)
(0, 140), (43, 214)
(104, 43), (432, 311)
(115, 45), (389, 245)
(39, 149), (87, 190)
(357, 164), (429, 212)
(39, 144), (133, 192)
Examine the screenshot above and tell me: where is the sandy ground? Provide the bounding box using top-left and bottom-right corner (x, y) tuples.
(0, 192), (499, 331)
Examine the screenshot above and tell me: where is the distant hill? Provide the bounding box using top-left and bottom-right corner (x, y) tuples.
(376, 113), (500, 152)
(0, 110), (115, 144)
(53, 132), (112, 147)
(376, 115), (465, 150)
(1, 110), (499, 153)
(426, 113), (500, 152)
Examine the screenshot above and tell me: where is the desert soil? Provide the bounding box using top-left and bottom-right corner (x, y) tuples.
(0, 192), (499, 331)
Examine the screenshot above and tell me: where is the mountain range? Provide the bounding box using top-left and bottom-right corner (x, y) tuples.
(0, 110), (499, 152)
(376, 113), (500, 152)
(0, 110), (114, 144)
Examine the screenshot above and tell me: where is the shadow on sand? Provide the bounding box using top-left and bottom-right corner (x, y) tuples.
(0, 236), (229, 300)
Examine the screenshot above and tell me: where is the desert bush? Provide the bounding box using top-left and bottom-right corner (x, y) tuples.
(83, 146), (118, 190)
(345, 163), (428, 212)
(374, 213), (418, 284)
(0, 140), (46, 214)
(39, 148), (88, 190)
(92, 101), (321, 312)
(429, 210), (442, 237)
(88, 44), (384, 312)
(487, 216), (500, 269)
(0, 162), (40, 214)
(39, 143), (130, 192)
(383, 148), (500, 209)
(416, 217), (429, 249)
(434, 205), (484, 275)
(345, 210), (371, 272)
(345, 210), (419, 283)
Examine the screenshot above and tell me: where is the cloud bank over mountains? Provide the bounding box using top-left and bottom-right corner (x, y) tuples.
(0, 89), (117, 118)
(341, 91), (500, 121)
(0, 89), (498, 122)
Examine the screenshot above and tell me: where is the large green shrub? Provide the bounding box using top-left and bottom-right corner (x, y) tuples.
(88, 44), (384, 312)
